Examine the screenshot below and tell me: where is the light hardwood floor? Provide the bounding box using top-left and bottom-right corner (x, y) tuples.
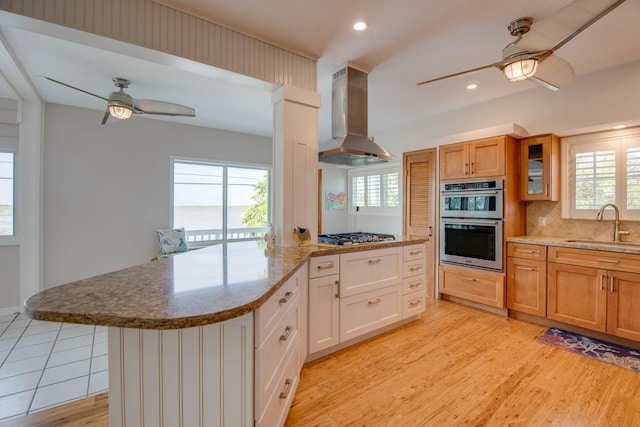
(3, 299), (640, 426)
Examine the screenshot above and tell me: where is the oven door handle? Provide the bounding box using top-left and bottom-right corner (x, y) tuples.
(441, 190), (501, 196)
(441, 218), (501, 226)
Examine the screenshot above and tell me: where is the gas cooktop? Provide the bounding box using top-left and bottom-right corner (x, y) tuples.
(318, 232), (396, 246)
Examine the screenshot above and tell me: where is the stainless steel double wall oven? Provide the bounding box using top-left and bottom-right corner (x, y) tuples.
(440, 179), (504, 271)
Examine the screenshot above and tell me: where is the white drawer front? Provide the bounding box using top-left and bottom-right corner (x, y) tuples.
(340, 247), (402, 297)
(255, 270), (300, 346)
(403, 291), (426, 319)
(403, 258), (426, 279)
(256, 343), (300, 427)
(255, 292), (300, 416)
(403, 244), (426, 261)
(403, 275), (425, 295)
(309, 255), (340, 278)
(339, 285), (402, 342)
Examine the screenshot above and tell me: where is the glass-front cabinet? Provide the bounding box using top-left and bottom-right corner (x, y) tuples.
(520, 134), (560, 201)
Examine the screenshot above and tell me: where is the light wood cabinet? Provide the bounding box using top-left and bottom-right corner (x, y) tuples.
(547, 246), (640, 341)
(403, 148), (436, 297)
(439, 136), (507, 180)
(520, 134), (560, 201)
(439, 263), (505, 308)
(507, 243), (547, 317)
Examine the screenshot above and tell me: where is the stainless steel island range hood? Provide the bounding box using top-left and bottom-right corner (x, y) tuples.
(318, 65), (393, 166)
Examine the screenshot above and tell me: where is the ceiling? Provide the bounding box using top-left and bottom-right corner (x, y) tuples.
(1, 0), (639, 141)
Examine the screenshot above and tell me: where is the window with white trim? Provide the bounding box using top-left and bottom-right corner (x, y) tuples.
(172, 159), (271, 246)
(562, 127), (640, 220)
(348, 165), (401, 214)
(0, 151), (15, 241)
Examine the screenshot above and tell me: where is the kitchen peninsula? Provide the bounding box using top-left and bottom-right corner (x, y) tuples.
(24, 238), (427, 427)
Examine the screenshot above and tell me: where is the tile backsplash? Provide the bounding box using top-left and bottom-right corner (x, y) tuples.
(526, 201), (640, 243)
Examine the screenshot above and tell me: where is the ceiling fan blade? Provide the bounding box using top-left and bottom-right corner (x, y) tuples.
(101, 109), (110, 125)
(42, 76), (109, 102)
(547, 0), (626, 54)
(530, 55), (575, 90)
(133, 99), (195, 117)
(416, 62), (502, 86)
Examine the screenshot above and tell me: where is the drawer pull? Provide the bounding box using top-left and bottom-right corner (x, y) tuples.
(409, 267), (422, 272)
(279, 291), (293, 304)
(280, 325), (293, 341)
(409, 299), (421, 306)
(368, 298), (382, 305)
(597, 258), (620, 264)
(279, 379), (293, 399)
(317, 263), (335, 270)
(462, 277), (475, 282)
(368, 258), (382, 264)
(516, 266), (535, 271)
(409, 282), (421, 288)
(409, 250), (422, 256)
(515, 249), (536, 254)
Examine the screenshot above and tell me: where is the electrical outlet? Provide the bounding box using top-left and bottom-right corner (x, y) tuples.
(538, 217), (546, 227)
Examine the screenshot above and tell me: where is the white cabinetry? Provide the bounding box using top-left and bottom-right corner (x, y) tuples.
(255, 267), (304, 427)
(402, 244), (427, 318)
(308, 255), (340, 354)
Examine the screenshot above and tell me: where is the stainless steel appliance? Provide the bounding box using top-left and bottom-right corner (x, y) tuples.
(318, 232), (395, 246)
(440, 179), (504, 271)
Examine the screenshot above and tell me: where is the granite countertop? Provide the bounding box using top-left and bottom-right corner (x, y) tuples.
(507, 235), (640, 255)
(24, 238), (426, 330)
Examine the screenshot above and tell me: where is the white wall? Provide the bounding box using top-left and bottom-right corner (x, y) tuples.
(319, 163), (348, 234)
(42, 104), (271, 288)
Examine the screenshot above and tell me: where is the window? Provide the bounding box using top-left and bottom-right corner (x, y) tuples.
(172, 159), (270, 246)
(0, 151), (15, 241)
(562, 127), (640, 220)
(349, 165), (401, 214)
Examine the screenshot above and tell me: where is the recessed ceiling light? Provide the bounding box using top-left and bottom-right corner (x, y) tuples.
(612, 124), (626, 129)
(467, 83), (478, 90)
(353, 21), (368, 31)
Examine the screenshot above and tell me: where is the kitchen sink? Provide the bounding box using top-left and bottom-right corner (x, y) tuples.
(564, 239), (640, 248)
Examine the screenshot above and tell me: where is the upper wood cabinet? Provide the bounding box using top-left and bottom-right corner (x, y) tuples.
(520, 134), (560, 201)
(440, 136), (508, 180)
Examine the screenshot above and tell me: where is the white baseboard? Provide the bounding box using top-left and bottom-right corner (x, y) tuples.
(0, 306), (22, 316)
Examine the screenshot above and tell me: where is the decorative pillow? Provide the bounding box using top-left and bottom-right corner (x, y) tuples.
(156, 227), (188, 255)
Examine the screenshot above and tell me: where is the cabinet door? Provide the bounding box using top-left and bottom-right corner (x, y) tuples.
(507, 257), (547, 317)
(469, 137), (505, 177)
(439, 143), (469, 179)
(547, 263), (607, 332)
(520, 134), (560, 201)
(308, 275), (339, 354)
(439, 263), (505, 308)
(403, 150), (436, 298)
(607, 271), (640, 341)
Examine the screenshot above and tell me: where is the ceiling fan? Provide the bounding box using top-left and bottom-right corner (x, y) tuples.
(416, 0), (626, 91)
(43, 76), (196, 124)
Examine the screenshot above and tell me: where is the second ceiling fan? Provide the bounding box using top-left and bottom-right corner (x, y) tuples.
(416, 0), (627, 91)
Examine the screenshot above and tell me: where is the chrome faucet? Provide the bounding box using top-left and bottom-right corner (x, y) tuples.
(596, 203), (630, 242)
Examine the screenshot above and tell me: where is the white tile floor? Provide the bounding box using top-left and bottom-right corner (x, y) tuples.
(0, 312), (108, 421)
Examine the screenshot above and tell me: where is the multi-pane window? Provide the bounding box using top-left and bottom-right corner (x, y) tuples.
(0, 152), (14, 239)
(563, 127), (640, 220)
(173, 160), (270, 246)
(349, 166), (401, 214)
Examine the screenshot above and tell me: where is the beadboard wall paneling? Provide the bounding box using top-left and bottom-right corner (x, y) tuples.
(0, 0), (317, 90)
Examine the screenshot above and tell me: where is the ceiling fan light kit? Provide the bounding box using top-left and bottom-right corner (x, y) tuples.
(503, 58), (538, 82)
(108, 102), (133, 119)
